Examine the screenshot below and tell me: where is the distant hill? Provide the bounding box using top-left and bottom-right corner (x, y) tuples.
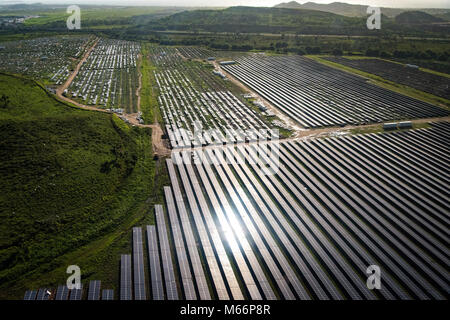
(150, 6), (365, 35)
(275, 1), (370, 17)
(274, 1), (450, 18)
(395, 11), (445, 24)
(435, 12), (450, 21)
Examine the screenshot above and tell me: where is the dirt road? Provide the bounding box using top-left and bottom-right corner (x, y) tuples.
(55, 40), (170, 157)
(56, 37), (99, 98)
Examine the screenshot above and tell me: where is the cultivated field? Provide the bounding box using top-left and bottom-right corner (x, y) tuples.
(222, 55), (449, 128)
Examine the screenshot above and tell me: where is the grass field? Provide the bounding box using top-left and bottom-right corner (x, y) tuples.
(0, 73), (167, 299)
(140, 43), (161, 124)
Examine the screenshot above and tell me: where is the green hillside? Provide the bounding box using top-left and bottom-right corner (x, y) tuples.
(274, 1), (450, 18)
(395, 11), (445, 24)
(0, 73), (163, 299)
(151, 6), (364, 34)
(145, 6), (449, 36)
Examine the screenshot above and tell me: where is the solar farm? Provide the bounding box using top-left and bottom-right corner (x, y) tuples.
(65, 39), (141, 112)
(221, 55), (448, 128)
(150, 46), (285, 148)
(23, 122), (448, 300)
(7, 36), (448, 302)
(0, 36), (93, 84)
(324, 56), (450, 100)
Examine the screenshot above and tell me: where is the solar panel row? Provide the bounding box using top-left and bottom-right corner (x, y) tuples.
(55, 285), (69, 300)
(164, 122), (449, 300)
(36, 288), (50, 300)
(155, 205), (179, 300)
(87, 280), (101, 300)
(147, 225), (165, 300)
(120, 254), (132, 300)
(133, 227), (147, 300)
(169, 154), (243, 300)
(164, 186), (197, 300)
(166, 160), (212, 300)
(179, 155), (245, 300)
(102, 289), (114, 300)
(23, 290), (37, 300)
(69, 284), (83, 300)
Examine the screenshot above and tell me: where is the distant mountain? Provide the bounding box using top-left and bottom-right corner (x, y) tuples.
(274, 1), (450, 18)
(395, 11), (445, 24)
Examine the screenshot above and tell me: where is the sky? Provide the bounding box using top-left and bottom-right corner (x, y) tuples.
(3, 0), (450, 9)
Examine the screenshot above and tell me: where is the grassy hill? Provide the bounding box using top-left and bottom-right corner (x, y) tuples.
(274, 1), (450, 18)
(395, 11), (445, 24)
(144, 6), (449, 37)
(0, 4), (190, 31)
(151, 6), (364, 34)
(0, 73), (165, 299)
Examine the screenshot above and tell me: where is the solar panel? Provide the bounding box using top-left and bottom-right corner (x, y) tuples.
(147, 225), (164, 300)
(205, 148), (298, 300)
(24, 290), (37, 300)
(163, 186), (197, 300)
(87, 280), (101, 300)
(192, 151), (263, 300)
(225, 146), (331, 300)
(155, 205), (179, 300)
(200, 149), (277, 300)
(133, 227), (147, 300)
(36, 288), (50, 300)
(166, 159), (211, 300)
(120, 254), (132, 300)
(55, 285), (69, 300)
(102, 289), (114, 300)
(169, 154), (232, 300)
(182, 159), (244, 300)
(69, 284), (83, 300)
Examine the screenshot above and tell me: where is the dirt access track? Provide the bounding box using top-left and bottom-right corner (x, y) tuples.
(55, 37), (171, 157)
